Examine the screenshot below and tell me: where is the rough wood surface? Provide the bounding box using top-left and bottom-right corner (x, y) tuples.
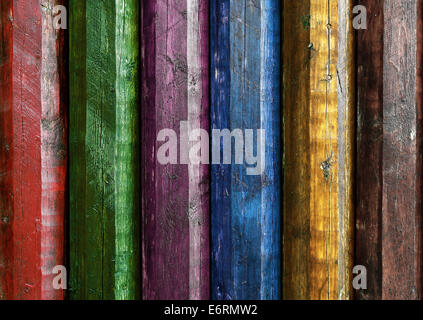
(381, 0), (423, 300)
(357, 0), (423, 300)
(0, 0), (67, 300)
(69, 0), (140, 300)
(283, 0), (354, 300)
(141, 0), (210, 300)
(355, 0), (383, 300)
(210, 0), (281, 300)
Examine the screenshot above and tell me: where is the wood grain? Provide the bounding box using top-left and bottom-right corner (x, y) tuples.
(69, 0), (140, 300)
(355, 0), (383, 300)
(283, 0), (355, 300)
(210, 0), (281, 300)
(141, 0), (210, 300)
(0, 0), (67, 300)
(356, 0), (423, 300)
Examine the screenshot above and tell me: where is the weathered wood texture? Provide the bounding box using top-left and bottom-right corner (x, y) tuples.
(0, 0), (67, 300)
(211, 0), (281, 300)
(356, 0), (423, 300)
(141, 0), (210, 300)
(355, 0), (383, 300)
(283, 0), (355, 299)
(69, 0), (140, 300)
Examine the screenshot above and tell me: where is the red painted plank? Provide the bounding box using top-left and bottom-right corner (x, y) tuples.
(356, 0), (423, 300)
(0, 0), (14, 300)
(0, 0), (67, 300)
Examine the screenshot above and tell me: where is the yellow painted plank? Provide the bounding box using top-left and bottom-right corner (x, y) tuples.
(283, 0), (354, 300)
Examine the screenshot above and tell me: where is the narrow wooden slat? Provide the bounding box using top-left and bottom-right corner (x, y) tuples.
(141, 0), (210, 300)
(355, 0), (383, 300)
(0, 0), (67, 300)
(381, 0), (423, 299)
(356, 0), (423, 300)
(210, 0), (232, 300)
(283, 0), (354, 299)
(211, 0), (281, 300)
(69, 0), (140, 300)
(0, 0), (14, 300)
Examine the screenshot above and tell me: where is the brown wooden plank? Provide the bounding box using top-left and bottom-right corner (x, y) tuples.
(355, 0), (383, 300)
(381, 0), (423, 299)
(356, 0), (423, 300)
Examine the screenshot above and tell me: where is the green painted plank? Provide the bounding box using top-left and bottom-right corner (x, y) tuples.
(69, 0), (140, 300)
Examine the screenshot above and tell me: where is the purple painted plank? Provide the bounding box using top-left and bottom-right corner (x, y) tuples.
(141, 0), (210, 300)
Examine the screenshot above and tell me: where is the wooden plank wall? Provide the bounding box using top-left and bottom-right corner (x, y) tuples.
(141, 0), (210, 300)
(283, 0), (355, 299)
(0, 0), (67, 300)
(1, 0), (423, 302)
(356, 0), (423, 300)
(69, 0), (140, 300)
(210, 0), (281, 300)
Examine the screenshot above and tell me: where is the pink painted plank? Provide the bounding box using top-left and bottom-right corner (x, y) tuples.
(141, 0), (210, 300)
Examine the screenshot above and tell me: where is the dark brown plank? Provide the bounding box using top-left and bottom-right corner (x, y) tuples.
(356, 0), (423, 300)
(355, 0), (384, 300)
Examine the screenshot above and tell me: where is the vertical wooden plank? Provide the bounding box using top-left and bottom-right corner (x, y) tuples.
(382, 0), (422, 300)
(0, 0), (14, 300)
(357, 0), (423, 300)
(114, 0), (140, 300)
(260, 0), (281, 299)
(40, 0), (68, 301)
(355, 0), (383, 300)
(211, 0), (232, 300)
(283, 0), (354, 300)
(69, 0), (140, 300)
(141, 0), (210, 300)
(0, 0), (67, 300)
(211, 0), (281, 300)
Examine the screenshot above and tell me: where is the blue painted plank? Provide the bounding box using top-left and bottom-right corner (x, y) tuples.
(211, 0), (233, 300)
(211, 0), (281, 300)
